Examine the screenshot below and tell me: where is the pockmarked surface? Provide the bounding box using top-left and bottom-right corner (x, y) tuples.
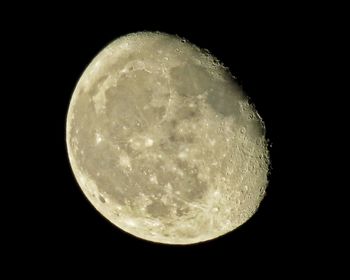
(66, 32), (270, 244)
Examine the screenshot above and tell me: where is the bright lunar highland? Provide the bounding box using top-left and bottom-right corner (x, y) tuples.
(66, 32), (270, 244)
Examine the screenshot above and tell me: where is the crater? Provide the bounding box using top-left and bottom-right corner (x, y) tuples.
(146, 200), (171, 218)
(99, 194), (106, 203)
(170, 63), (213, 98)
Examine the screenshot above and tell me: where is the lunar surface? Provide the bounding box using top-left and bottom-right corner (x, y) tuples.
(66, 32), (270, 244)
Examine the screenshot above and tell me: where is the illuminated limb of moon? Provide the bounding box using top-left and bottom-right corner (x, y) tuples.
(66, 32), (270, 244)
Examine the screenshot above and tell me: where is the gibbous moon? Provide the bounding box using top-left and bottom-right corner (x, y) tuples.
(66, 32), (270, 244)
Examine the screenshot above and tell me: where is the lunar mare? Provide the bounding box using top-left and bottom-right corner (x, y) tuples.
(66, 32), (270, 244)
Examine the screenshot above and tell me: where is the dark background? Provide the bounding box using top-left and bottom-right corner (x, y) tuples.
(8, 5), (330, 274)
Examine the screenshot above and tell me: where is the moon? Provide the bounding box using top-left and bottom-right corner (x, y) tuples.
(66, 32), (270, 244)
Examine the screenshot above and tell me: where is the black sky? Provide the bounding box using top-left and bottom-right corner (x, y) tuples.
(7, 6), (327, 274)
